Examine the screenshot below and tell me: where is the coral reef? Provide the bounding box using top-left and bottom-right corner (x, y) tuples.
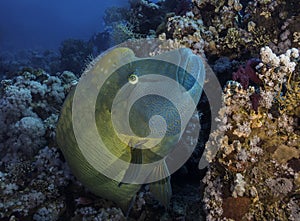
(160, 0), (300, 59)
(103, 0), (197, 45)
(59, 39), (94, 76)
(159, 8), (300, 219)
(0, 53), (205, 220)
(110, 21), (145, 45)
(1, 0), (299, 220)
(201, 47), (300, 220)
(103, 0), (162, 44)
(89, 31), (111, 54)
(166, 11), (205, 55)
(0, 50), (60, 79)
(0, 70), (77, 220)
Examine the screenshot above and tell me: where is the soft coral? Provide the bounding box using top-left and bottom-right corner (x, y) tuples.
(232, 58), (262, 89)
(232, 58), (262, 112)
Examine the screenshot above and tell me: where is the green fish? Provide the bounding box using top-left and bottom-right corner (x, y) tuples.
(56, 47), (205, 214)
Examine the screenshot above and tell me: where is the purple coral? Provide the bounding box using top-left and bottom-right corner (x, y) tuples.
(232, 58), (262, 89)
(232, 58), (262, 111)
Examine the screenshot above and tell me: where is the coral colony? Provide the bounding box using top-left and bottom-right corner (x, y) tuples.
(0, 0), (299, 220)
(202, 46), (299, 220)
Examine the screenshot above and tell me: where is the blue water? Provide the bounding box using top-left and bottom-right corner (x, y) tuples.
(0, 0), (128, 51)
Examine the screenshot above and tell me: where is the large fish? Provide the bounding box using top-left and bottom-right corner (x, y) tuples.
(56, 47), (205, 214)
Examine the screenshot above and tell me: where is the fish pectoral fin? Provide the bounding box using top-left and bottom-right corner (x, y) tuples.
(149, 160), (172, 208)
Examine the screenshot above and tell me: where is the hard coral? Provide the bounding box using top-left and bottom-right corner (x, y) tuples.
(190, 0), (300, 58)
(201, 47), (300, 220)
(0, 69), (78, 219)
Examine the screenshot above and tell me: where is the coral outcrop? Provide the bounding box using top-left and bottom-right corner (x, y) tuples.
(1, 0), (299, 220)
(0, 70), (78, 219)
(201, 47), (300, 220)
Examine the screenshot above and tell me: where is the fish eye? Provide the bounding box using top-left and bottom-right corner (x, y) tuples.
(128, 73), (138, 84)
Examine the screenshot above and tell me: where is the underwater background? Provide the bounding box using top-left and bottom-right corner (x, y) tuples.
(0, 0), (128, 51)
(0, 0), (299, 220)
